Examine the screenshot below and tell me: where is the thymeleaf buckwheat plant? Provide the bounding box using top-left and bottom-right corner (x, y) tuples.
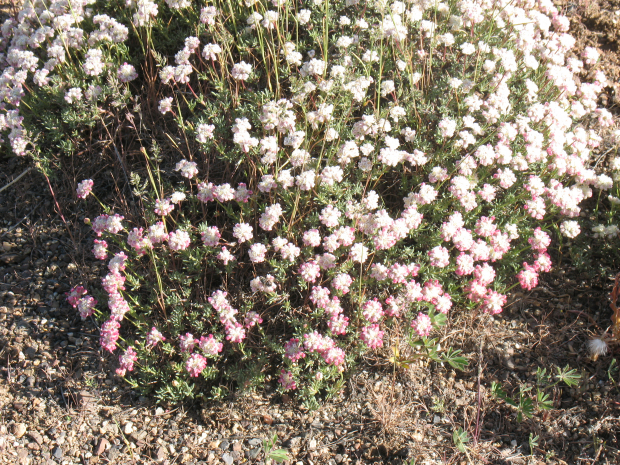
(4, 0), (619, 403)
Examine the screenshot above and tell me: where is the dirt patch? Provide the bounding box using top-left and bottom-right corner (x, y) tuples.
(565, 0), (620, 112)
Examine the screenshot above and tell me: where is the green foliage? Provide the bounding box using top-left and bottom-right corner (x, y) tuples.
(10, 0), (617, 405)
(491, 365), (581, 422)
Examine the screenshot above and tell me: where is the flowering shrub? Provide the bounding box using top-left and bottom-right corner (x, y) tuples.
(4, 0), (619, 403)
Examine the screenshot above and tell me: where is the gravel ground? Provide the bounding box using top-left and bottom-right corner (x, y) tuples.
(1, 0), (620, 463)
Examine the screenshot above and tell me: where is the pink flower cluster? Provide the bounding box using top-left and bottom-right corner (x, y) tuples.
(76, 179), (93, 199)
(116, 347), (137, 376)
(66, 286), (97, 320)
(92, 214), (125, 236)
(208, 290), (254, 343)
(303, 331), (346, 368)
(197, 182), (253, 203)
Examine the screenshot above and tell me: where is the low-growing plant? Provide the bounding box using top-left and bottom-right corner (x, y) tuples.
(2, 0), (618, 403)
(262, 433), (289, 464)
(491, 365), (581, 422)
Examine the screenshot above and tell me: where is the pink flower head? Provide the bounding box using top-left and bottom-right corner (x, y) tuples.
(332, 273), (353, 294)
(412, 312), (432, 337)
(154, 198), (174, 216)
(66, 285), (88, 308)
(105, 214), (124, 234)
(310, 286), (331, 308)
(244, 311), (263, 328)
(232, 223), (253, 243)
(528, 227), (551, 253)
(234, 183), (253, 202)
(76, 179), (94, 199)
(421, 280), (443, 303)
(324, 297), (343, 317)
(174, 159), (199, 179)
(217, 247), (236, 264)
(303, 229), (322, 247)
(146, 327), (166, 347)
(93, 239), (108, 260)
(100, 319), (120, 353)
(92, 214), (109, 236)
(225, 322), (246, 343)
(248, 243), (268, 263)
(473, 263), (496, 286)
(117, 62), (138, 82)
(116, 346), (137, 376)
(279, 370), (297, 390)
(213, 183), (235, 202)
(517, 262), (539, 290)
(77, 295), (97, 319)
(201, 226), (222, 247)
(148, 222), (168, 244)
(186, 353), (207, 377)
(127, 227), (152, 255)
(466, 279), (487, 302)
(435, 293), (452, 314)
(456, 253), (475, 276)
(428, 245), (450, 268)
(384, 295), (402, 317)
(299, 261), (321, 283)
(360, 324), (384, 349)
(179, 333), (197, 353)
(362, 298), (384, 323)
(328, 313), (349, 335)
(322, 346), (346, 366)
(475, 216), (497, 237)
(168, 229), (191, 251)
(102, 271), (125, 294)
(388, 263), (410, 284)
(199, 334), (223, 356)
(107, 292), (130, 321)
(534, 252), (552, 273)
(284, 338), (306, 362)
(481, 290), (507, 315)
(108, 252), (128, 273)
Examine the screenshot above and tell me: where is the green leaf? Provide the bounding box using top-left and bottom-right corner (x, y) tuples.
(556, 365), (581, 387)
(537, 391), (553, 410)
(442, 348), (469, 371)
(268, 449), (289, 463)
(452, 427), (469, 453)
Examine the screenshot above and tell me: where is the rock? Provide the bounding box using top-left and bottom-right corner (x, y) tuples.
(247, 448), (260, 459)
(220, 440), (230, 450)
(123, 421), (134, 435)
(155, 446), (166, 462)
(308, 439), (317, 449)
(52, 446), (63, 459)
(108, 446), (120, 460)
(232, 442), (242, 452)
(78, 391), (97, 408)
(222, 452), (234, 465)
(28, 431), (43, 445)
(286, 437), (302, 448)
(248, 438), (262, 447)
(0, 253), (21, 264)
(262, 414), (273, 425)
(25, 376), (35, 388)
(95, 438), (109, 456)
(12, 423), (27, 438)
